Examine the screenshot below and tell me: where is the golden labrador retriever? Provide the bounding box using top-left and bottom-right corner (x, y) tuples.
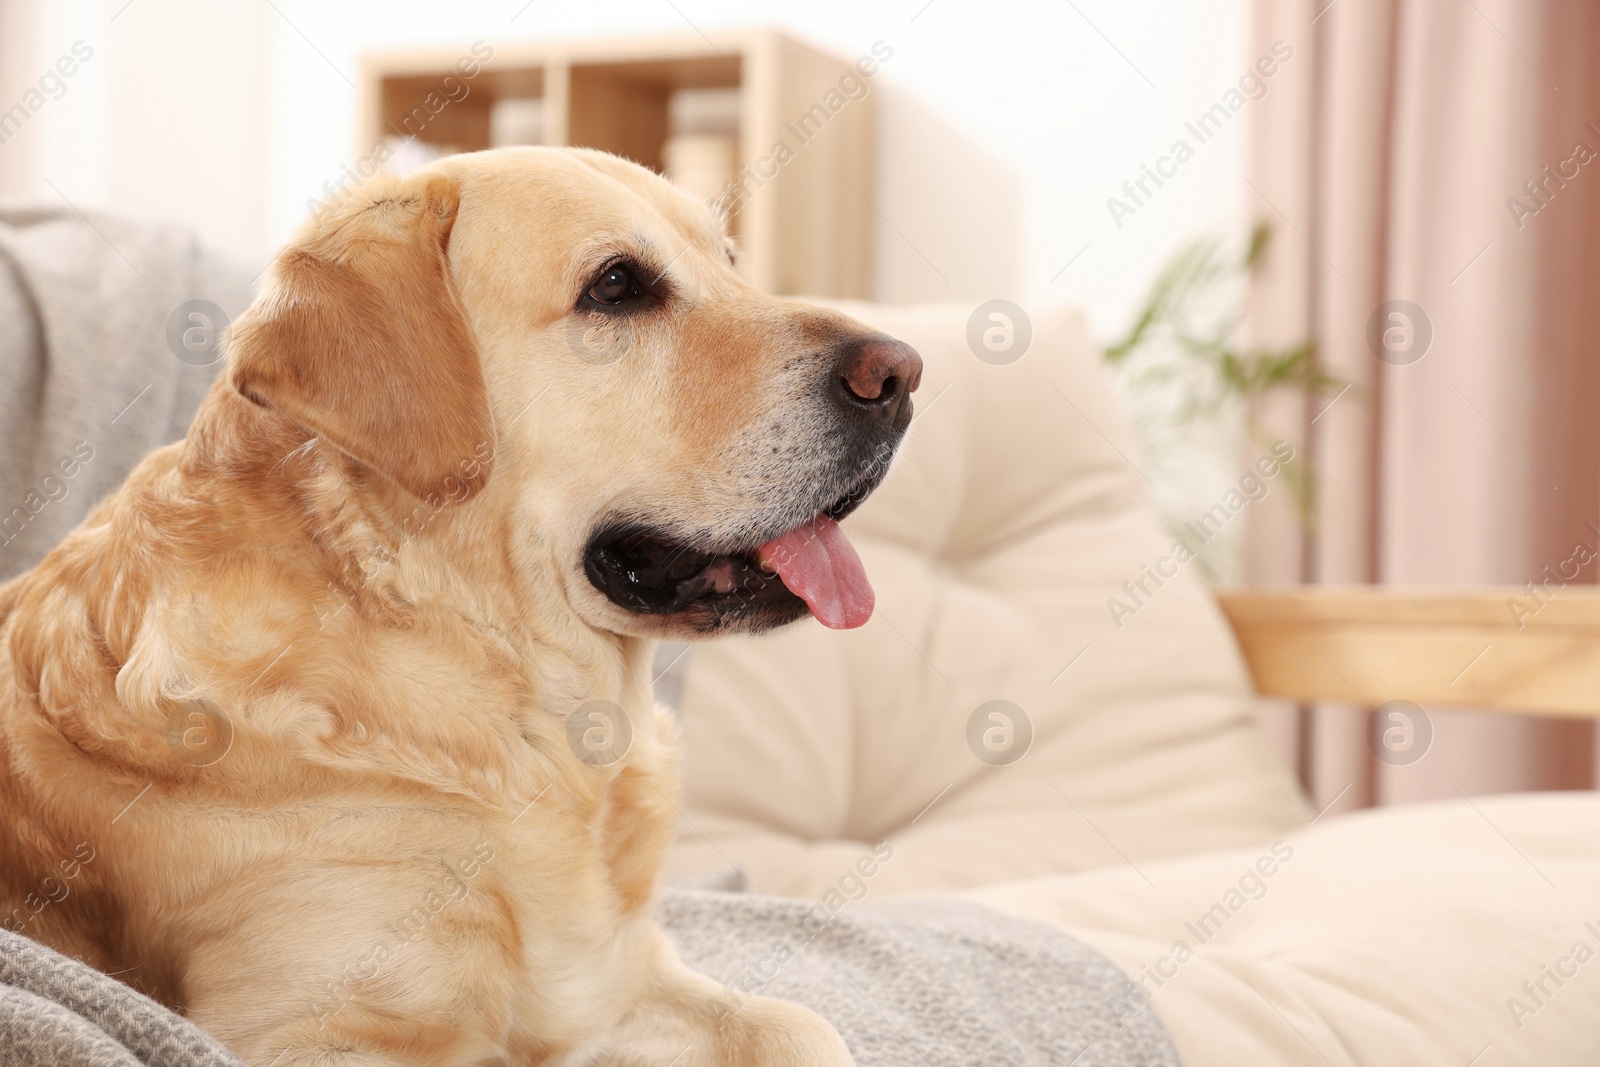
(0, 146), (920, 1065)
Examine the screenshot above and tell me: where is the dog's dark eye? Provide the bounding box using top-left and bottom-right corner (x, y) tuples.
(588, 264), (640, 305)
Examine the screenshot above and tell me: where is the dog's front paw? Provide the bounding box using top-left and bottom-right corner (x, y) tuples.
(718, 994), (854, 1067)
(596, 970), (854, 1067)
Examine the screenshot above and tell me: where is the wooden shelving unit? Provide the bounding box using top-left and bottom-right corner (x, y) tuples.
(359, 30), (876, 298)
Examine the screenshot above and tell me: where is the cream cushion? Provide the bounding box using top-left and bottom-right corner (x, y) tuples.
(967, 792), (1600, 1066)
(666, 300), (1309, 896)
(664, 301), (1600, 1064)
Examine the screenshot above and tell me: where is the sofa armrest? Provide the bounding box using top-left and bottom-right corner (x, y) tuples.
(1216, 586), (1600, 718)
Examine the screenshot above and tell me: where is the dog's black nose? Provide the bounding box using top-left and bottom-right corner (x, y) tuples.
(835, 337), (923, 426)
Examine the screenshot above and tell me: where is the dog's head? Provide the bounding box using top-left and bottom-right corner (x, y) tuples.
(228, 147), (919, 639)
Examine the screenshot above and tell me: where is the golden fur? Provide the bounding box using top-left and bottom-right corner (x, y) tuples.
(0, 147), (890, 1065)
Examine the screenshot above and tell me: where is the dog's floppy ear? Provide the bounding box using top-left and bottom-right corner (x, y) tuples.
(229, 172), (494, 502)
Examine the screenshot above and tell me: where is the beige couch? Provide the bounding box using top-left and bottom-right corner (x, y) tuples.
(667, 301), (1600, 1066)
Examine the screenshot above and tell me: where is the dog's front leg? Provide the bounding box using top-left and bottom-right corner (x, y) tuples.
(589, 930), (854, 1067)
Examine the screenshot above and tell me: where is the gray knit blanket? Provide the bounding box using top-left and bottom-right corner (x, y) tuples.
(662, 890), (1181, 1067)
(0, 890), (1178, 1066)
(0, 929), (244, 1067)
(0, 207), (1181, 1066)
(0, 203), (261, 579)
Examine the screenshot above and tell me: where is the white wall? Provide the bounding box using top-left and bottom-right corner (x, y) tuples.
(0, 0), (1247, 339)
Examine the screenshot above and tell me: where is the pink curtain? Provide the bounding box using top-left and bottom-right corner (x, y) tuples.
(1246, 0), (1600, 816)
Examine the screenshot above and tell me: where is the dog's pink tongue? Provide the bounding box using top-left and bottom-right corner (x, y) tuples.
(758, 515), (874, 629)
